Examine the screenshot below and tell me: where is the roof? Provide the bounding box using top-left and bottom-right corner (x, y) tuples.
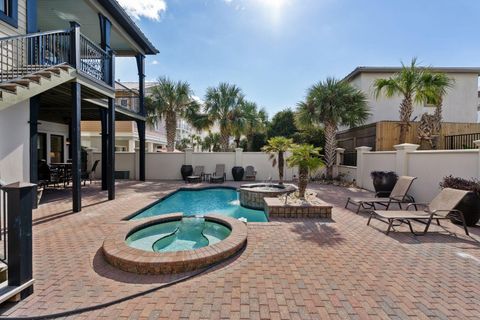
(343, 66), (480, 82)
(116, 81), (157, 90)
(98, 0), (159, 55)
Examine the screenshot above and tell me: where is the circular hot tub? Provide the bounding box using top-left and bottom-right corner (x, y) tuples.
(239, 183), (297, 210)
(102, 213), (247, 274)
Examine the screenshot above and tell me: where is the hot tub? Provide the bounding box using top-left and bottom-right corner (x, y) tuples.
(238, 183), (297, 210)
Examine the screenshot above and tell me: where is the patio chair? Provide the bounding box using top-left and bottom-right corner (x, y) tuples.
(81, 160), (100, 186)
(345, 176), (417, 214)
(367, 188), (470, 235)
(210, 164), (226, 183)
(186, 166), (204, 183)
(244, 166), (257, 181)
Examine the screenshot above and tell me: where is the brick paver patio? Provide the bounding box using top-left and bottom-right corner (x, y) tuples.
(1, 181), (479, 319)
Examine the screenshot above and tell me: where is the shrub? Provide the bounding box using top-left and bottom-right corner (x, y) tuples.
(439, 175), (480, 195)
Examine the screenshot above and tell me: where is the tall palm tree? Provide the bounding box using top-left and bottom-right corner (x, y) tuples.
(204, 83), (245, 151)
(297, 78), (369, 179)
(374, 58), (437, 144)
(262, 136), (294, 185)
(202, 132), (221, 152)
(243, 101), (268, 151)
(230, 106), (246, 148)
(287, 144), (324, 199)
(417, 72), (454, 148)
(146, 77), (203, 152)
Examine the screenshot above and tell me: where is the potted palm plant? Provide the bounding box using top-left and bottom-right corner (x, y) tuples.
(287, 144), (324, 199)
(262, 137), (294, 185)
(440, 175), (480, 226)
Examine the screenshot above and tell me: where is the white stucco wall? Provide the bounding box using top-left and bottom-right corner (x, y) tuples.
(0, 101), (30, 184)
(361, 152), (396, 191)
(349, 72), (479, 125)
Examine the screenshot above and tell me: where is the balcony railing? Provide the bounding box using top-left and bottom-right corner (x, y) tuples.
(0, 27), (113, 86)
(444, 132), (480, 150)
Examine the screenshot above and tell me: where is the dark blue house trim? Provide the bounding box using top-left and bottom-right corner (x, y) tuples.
(26, 0), (37, 33)
(0, 0), (18, 28)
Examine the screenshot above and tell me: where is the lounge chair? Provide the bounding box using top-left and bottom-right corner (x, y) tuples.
(81, 160), (100, 186)
(186, 166), (204, 183)
(210, 164), (226, 183)
(367, 188), (470, 235)
(244, 166), (256, 181)
(345, 176), (417, 214)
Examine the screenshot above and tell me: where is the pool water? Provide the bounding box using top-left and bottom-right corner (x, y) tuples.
(126, 217), (232, 252)
(131, 188), (268, 222)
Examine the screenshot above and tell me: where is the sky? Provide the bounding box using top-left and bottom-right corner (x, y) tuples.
(115, 0), (480, 116)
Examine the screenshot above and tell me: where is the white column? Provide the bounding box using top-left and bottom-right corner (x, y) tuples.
(235, 148), (243, 167)
(184, 148), (193, 166)
(128, 139), (136, 152)
(147, 142), (154, 153)
(474, 140), (480, 177)
(334, 148), (345, 178)
(355, 146), (372, 188)
(393, 143), (420, 176)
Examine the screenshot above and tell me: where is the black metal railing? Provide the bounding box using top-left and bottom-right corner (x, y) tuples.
(0, 182), (7, 264)
(0, 27), (113, 87)
(444, 132), (480, 150)
(342, 151), (357, 166)
(0, 30), (71, 83)
(80, 34), (111, 83)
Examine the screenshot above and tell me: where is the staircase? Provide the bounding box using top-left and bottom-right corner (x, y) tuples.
(0, 64), (75, 110)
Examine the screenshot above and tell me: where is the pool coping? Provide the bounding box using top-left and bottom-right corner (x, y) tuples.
(102, 213), (248, 274)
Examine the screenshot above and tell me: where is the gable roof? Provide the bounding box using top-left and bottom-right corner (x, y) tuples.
(343, 66), (480, 82)
(98, 0), (159, 55)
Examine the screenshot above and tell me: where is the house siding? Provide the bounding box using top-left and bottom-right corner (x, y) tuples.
(0, 0), (26, 37)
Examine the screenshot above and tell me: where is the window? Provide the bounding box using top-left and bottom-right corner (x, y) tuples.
(50, 135), (64, 164)
(0, 0), (17, 28)
(121, 99), (128, 107)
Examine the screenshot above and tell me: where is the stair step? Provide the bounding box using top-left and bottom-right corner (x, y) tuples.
(33, 71), (52, 79)
(44, 68), (61, 75)
(56, 65), (71, 72)
(0, 83), (17, 93)
(0, 279), (34, 304)
(23, 75), (42, 84)
(11, 79), (31, 88)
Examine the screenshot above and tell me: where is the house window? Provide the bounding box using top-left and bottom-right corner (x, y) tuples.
(121, 99), (128, 107)
(0, 0), (17, 28)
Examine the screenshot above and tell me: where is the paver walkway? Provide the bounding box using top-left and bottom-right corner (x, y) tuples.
(0, 181), (479, 319)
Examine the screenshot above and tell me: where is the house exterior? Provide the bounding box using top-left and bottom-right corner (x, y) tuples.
(0, 0), (158, 212)
(81, 82), (168, 152)
(337, 67), (480, 153)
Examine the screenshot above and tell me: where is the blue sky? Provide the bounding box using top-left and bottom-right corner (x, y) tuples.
(115, 0), (479, 116)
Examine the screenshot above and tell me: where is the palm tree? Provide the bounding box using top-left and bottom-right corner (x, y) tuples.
(202, 132), (221, 152)
(262, 137), (293, 185)
(146, 77), (203, 152)
(243, 101), (268, 151)
(230, 106), (246, 148)
(417, 72), (454, 148)
(297, 78), (369, 179)
(374, 58), (438, 144)
(204, 83), (245, 151)
(287, 144), (324, 199)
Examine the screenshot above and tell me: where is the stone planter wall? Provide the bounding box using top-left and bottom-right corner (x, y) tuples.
(264, 197), (332, 219)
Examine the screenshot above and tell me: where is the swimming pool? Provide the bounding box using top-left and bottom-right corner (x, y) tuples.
(130, 187), (268, 222)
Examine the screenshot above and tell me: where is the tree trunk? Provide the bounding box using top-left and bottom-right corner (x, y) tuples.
(398, 95), (413, 144)
(246, 133), (253, 151)
(220, 126), (230, 151)
(166, 112), (177, 152)
(324, 120), (337, 180)
(278, 152), (284, 185)
(297, 165), (308, 199)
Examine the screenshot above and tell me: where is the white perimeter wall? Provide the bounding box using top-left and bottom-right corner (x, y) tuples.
(89, 149), (298, 181)
(0, 101), (30, 184)
(343, 144), (480, 203)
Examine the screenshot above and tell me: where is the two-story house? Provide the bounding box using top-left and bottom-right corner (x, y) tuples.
(337, 66), (480, 156)
(0, 0), (158, 212)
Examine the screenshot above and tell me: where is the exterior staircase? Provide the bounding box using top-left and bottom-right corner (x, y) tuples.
(0, 64), (76, 111)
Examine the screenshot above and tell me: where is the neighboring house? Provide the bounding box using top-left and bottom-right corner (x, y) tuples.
(337, 66), (480, 154)
(81, 82), (167, 152)
(0, 0), (158, 212)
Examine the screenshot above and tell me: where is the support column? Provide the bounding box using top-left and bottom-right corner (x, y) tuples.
(107, 98), (115, 200)
(393, 143), (419, 177)
(100, 108), (108, 190)
(355, 146), (372, 189)
(136, 54), (146, 182)
(29, 96), (40, 208)
(71, 82), (82, 212)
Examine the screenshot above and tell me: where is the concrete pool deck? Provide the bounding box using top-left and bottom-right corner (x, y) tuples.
(0, 180), (479, 319)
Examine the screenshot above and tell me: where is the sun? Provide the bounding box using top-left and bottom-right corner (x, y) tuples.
(258, 0), (289, 11)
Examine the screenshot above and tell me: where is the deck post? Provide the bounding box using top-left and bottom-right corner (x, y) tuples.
(100, 108), (108, 190)
(107, 98), (115, 200)
(71, 82), (82, 212)
(29, 96), (40, 208)
(136, 54), (146, 181)
(2, 182), (36, 299)
(69, 21), (80, 69)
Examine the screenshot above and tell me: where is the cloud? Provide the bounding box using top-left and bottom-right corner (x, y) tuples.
(116, 0), (167, 21)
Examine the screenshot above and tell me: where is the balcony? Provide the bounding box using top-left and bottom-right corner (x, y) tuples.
(0, 27), (113, 87)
